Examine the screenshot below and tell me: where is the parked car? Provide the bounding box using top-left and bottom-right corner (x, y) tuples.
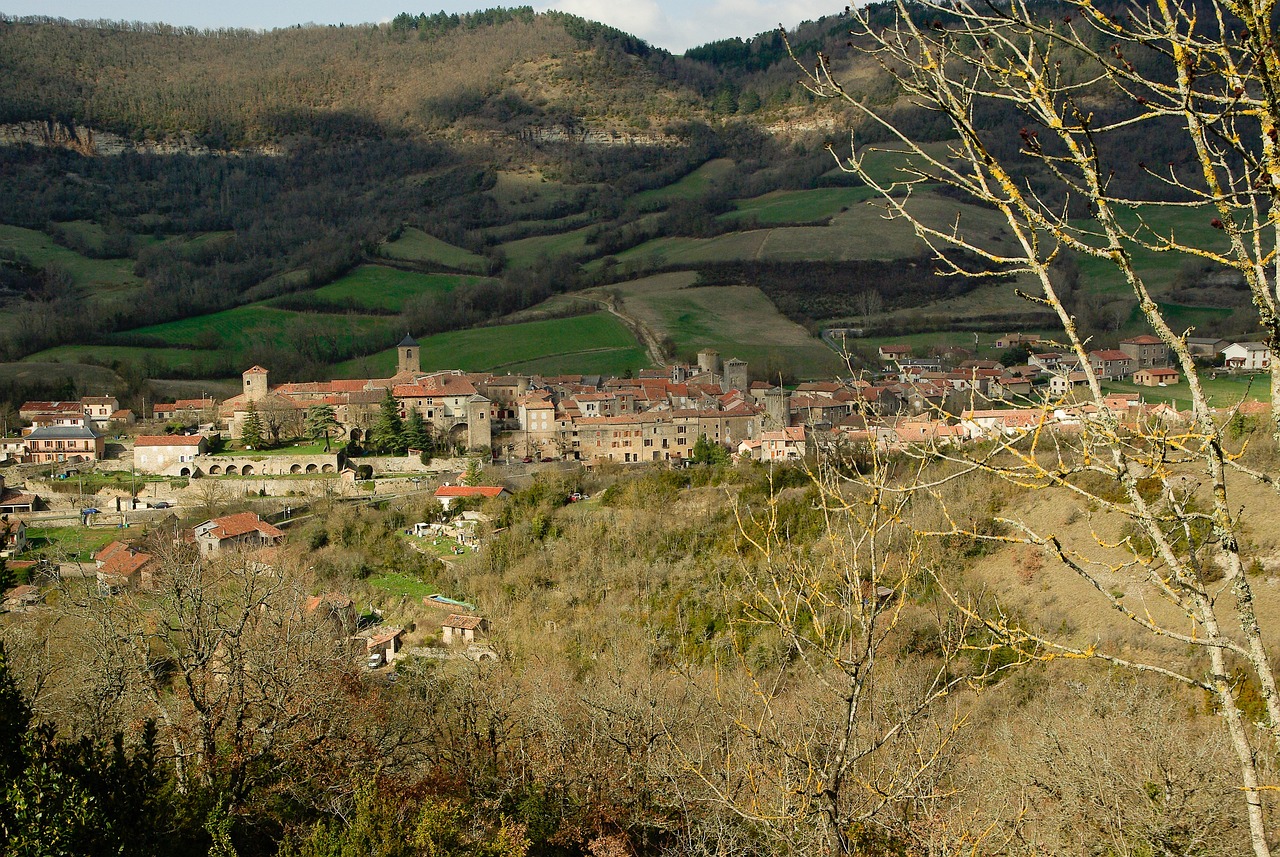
(366, 652), (383, 670)
(150, 501), (171, 509)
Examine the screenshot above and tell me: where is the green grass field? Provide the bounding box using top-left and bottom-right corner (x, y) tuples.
(853, 140), (959, 188)
(27, 344), (215, 374)
(299, 265), (492, 312)
(25, 526), (142, 563)
(0, 224), (140, 294)
(332, 312), (648, 377)
(379, 227), (488, 271)
(1104, 373), (1269, 409)
(122, 305), (395, 352)
(1072, 206), (1234, 299)
(590, 274), (843, 380)
(633, 158), (736, 208)
(498, 226), (596, 268)
(722, 186), (879, 225)
(367, 570), (438, 598)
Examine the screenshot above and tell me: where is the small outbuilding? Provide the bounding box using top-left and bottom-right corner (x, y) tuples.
(442, 613), (489, 646)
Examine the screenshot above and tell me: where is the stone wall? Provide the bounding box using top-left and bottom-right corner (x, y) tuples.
(184, 453), (342, 477)
(359, 455), (469, 474)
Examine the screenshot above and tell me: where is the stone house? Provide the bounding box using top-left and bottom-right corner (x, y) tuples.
(442, 613), (489, 645)
(192, 512), (285, 556)
(434, 485), (507, 511)
(1119, 335), (1170, 369)
(81, 396), (120, 428)
(1087, 350), (1136, 380)
(365, 626), (404, 664)
(94, 541), (157, 592)
(0, 515), (27, 558)
(134, 435), (207, 475)
(760, 426), (807, 462)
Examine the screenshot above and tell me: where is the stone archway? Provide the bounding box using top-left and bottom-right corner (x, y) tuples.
(225, 465), (239, 475)
(305, 463), (318, 473)
(447, 423), (469, 449)
(290, 464), (302, 474)
(180, 467), (191, 477)
(209, 465), (223, 475)
(241, 464), (255, 476)
(321, 463), (335, 473)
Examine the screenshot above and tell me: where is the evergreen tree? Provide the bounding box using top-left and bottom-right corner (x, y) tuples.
(370, 391), (406, 455)
(405, 409), (431, 455)
(239, 402), (264, 450)
(461, 457), (483, 487)
(304, 404), (339, 452)
(691, 434), (729, 465)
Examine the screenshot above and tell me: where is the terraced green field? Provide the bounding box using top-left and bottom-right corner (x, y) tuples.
(124, 306), (394, 351)
(299, 265), (492, 312)
(332, 312), (648, 378)
(0, 225), (140, 294)
(723, 187), (879, 224)
(634, 158), (736, 207)
(379, 227), (488, 271)
(499, 225), (595, 268)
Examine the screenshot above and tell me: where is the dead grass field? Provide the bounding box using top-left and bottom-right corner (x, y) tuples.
(587, 272), (843, 378)
(967, 466), (1280, 656)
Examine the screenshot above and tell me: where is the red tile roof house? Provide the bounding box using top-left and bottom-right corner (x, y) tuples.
(1133, 367), (1182, 387)
(134, 435), (208, 475)
(442, 613), (489, 645)
(192, 512), (285, 557)
(94, 541), (158, 592)
(1087, 349), (1136, 381)
(434, 485), (508, 511)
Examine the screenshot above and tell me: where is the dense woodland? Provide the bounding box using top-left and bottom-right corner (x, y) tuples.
(0, 5), (1255, 389)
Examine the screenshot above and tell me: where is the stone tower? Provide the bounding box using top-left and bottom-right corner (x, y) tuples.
(242, 366), (269, 401)
(723, 358), (748, 393)
(697, 348), (721, 377)
(397, 333), (420, 376)
(763, 386), (788, 431)
(465, 394), (492, 451)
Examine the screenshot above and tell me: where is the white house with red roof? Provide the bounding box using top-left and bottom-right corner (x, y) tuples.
(434, 485), (508, 510)
(192, 512), (285, 556)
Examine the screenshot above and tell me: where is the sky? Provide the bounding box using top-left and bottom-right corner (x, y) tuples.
(0, 0), (822, 52)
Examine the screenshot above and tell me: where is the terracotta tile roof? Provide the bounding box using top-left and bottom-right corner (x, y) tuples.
(366, 627), (404, 647)
(442, 613), (486, 630)
(205, 512), (284, 540)
(1120, 334), (1164, 345)
(96, 542), (154, 579)
(1090, 349), (1132, 361)
(434, 486), (505, 499)
(0, 491), (37, 508)
(135, 435), (204, 447)
(306, 593), (353, 612)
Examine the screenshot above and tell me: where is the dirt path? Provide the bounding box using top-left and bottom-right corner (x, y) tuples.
(584, 293), (668, 367)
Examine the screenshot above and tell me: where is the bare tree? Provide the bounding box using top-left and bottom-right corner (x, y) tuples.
(66, 546), (358, 799)
(670, 463), (995, 855)
(783, 0), (1280, 852)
